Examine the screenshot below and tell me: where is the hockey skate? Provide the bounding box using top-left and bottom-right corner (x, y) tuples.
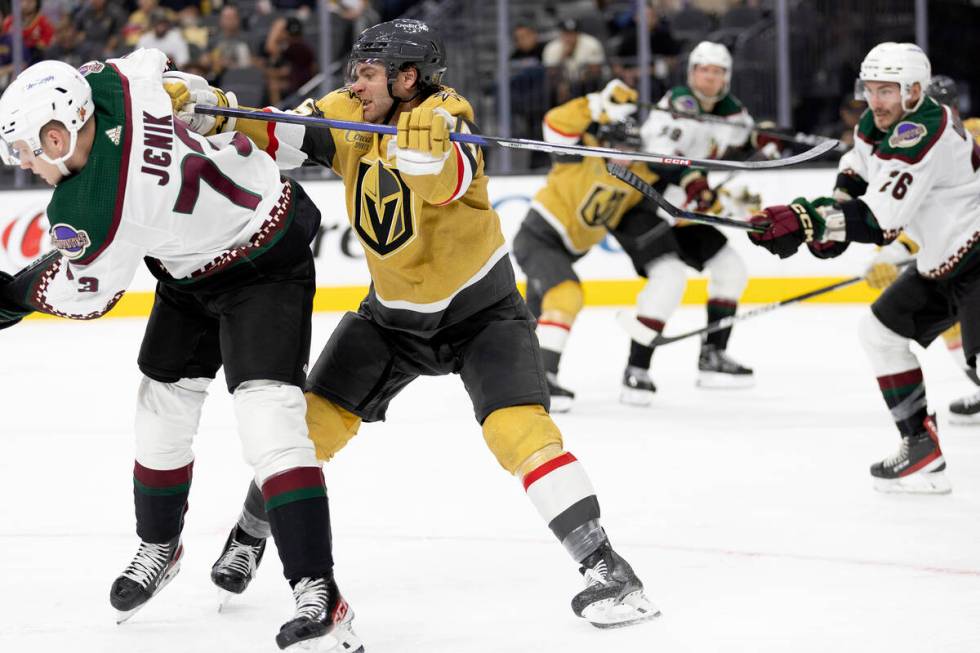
(212, 525), (266, 611)
(620, 365), (656, 406)
(109, 536), (183, 624)
(276, 576), (364, 652)
(696, 344), (755, 388)
(571, 542), (660, 629)
(949, 389), (980, 425)
(547, 372), (575, 413)
(870, 416), (951, 494)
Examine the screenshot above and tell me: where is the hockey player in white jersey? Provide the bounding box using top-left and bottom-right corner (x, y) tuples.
(624, 41), (756, 399)
(0, 52), (362, 652)
(747, 42), (980, 494)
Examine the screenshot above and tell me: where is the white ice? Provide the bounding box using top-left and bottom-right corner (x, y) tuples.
(2, 305), (979, 653)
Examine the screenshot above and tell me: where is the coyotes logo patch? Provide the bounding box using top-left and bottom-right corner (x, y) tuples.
(888, 122), (928, 149)
(353, 159), (415, 257)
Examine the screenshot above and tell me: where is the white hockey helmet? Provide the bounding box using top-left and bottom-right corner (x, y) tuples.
(0, 59), (94, 176)
(857, 42), (931, 114)
(687, 41), (732, 102)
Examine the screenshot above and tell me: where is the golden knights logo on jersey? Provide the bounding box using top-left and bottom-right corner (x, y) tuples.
(353, 159), (415, 257)
(577, 184), (628, 227)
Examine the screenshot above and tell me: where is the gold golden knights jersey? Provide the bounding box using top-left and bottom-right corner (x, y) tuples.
(535, 96), (699, 254)
(233, 87), (511, 336)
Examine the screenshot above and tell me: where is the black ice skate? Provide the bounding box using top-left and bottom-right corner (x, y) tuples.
(211, 525), (266, 611)
(949, 390), (980, 425)
(109, 536), (183, 624)
(870, 416), (951, 494)
(620, 365), (656, 406)
(547, 372), (575, 413)
(571, 542), (660, 629)
(276, 576), (364, 652)
(697, 344), (755, 388)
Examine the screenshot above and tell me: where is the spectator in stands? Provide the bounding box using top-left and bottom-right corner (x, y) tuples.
(137, 8), (189, 67)
(816, 97), (867, 149)
(209, 4), (251, 81)
(264, 15), (316, 106)
(2, 0), (55, 61)
(158, 0), (200, 13)
(74, 0), (127, 58)
(510, 22), (549, 169)
(177, 5), (209, 55)
(122, 0), (159, 48)
(542, 18), (605, 102)
(613, 0), (680, 97)
(42, 16), (97, 68)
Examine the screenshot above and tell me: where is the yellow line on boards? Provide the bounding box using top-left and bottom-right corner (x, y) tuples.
(24, 277), (879, 321)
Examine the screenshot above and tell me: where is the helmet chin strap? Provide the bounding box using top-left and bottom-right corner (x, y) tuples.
(39, 129), (78, 177)
(383, 75), (421, 124)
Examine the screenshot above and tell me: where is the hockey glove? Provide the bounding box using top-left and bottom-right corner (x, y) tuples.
(682, 174), (722, 214)
(0, 271), (27, 331)
(163, 71), (238, 136)
(748, 197), (827, 259)
(397, 106), (453, 157)
(587, 79), (638, 124)
(864, 237), (916, 289)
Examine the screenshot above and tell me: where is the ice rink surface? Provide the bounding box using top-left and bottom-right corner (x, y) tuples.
(2, 305), (979, 653)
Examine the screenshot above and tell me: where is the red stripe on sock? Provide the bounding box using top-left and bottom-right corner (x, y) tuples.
(707, 298), (738, 309)
(638, 317), (665, 332)
(261, 466), (324, 501)
(523, 452), (577, 490)
(134, 461), (193, 488)
(537, 320), (571, 331)
(877, 368), (923, 390)
(263, 108), (279, 158)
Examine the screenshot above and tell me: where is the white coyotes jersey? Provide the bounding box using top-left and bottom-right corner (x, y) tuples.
(641, 86), (753, 160)
(35, 48), (289, 319)
(839, 100), (980, 278)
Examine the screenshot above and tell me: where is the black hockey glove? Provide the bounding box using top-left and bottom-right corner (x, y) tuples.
(0, 271), (28, 330)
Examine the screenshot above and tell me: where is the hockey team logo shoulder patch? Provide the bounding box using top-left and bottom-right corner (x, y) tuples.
(671, 94), (699, 115)
(353, 160), (415, 257)
(78, 60), (104, 77)
(888, 122), (928, 149)
(49, 223), (91, 260)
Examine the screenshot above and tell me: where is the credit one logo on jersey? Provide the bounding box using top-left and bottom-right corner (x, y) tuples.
(353, 159), (415, 257)
(0, 207), (49, 271)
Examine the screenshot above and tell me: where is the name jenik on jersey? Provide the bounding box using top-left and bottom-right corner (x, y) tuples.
(141, 112), (174, 186)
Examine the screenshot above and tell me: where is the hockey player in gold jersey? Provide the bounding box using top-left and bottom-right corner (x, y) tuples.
(512, 81), (727, 409)
(167, 19), (659, 630)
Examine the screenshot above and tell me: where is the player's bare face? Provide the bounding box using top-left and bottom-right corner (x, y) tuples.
(350, 62), (395, 124)
(10, 139), (64, 186)
(864, 81), (904, 130)
(691, 65), (726, 99)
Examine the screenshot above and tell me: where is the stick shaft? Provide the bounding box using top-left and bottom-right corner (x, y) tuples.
(193, 105), (838, 171)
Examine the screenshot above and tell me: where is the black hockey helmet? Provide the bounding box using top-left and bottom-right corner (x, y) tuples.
(597, 117), (642, 150)
(347, 19), (447, 98)
(926, 75), (958, 109)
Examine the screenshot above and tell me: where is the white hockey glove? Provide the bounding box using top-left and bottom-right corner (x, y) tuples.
(163, 71), (238, 136)
(865, 237), (916, 290)
(587, 79), (638, 124)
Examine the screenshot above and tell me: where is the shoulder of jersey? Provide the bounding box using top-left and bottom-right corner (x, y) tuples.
(875, 97), (946, 163)
(314, 86), (363, 119)
(420, 86), (475, 122)
(713, 93), (744, 117)
(665, 85), (700, 114)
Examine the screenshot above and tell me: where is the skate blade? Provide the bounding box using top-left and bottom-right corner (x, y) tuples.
(281, 627), (365, 653)
(948, 412), (980, 425)
(696, 371), (755, 389)
(582, 590), (662, 629)
(115, 561), (182, 625)
(216, 588), (235, 613)
(550, 395), (574, 413)
(873, 470), (952, 495)
(620, 387), (654, 406)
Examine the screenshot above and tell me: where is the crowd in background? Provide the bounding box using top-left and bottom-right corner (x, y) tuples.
(0, 0), (975, 177)
(0, 0), (436, 106)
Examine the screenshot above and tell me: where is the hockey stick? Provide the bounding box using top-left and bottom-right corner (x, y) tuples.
(605, 162), (766, 233)
(617, 274), (868, 347)
(193, 105), (839, 171)
(639, 104), (850, 154)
